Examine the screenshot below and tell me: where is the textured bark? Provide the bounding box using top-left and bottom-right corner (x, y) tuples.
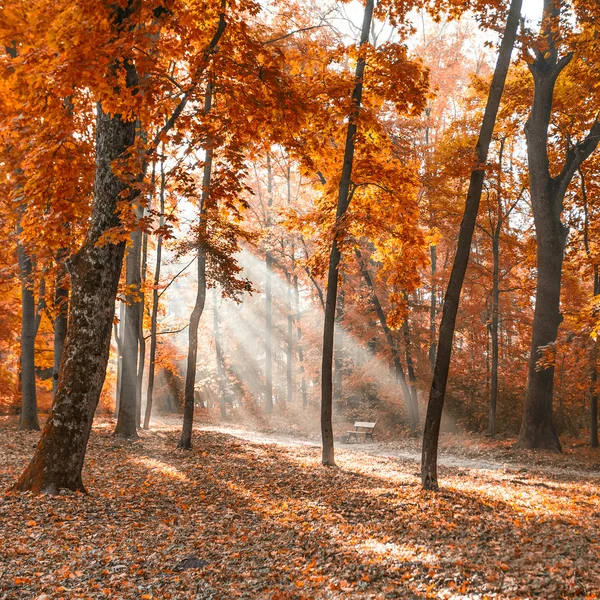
(516, 0), (600, 450)
(144, 153), (165, 430)
(114, 226), (142, 440)
(52, 256), (69, 400)
(321, 0), (374, 466)
(17, 234), (39, 431)
(179, 84), (213, 449)
(421, 0), (522, 490)
(13, 100), (136, 493)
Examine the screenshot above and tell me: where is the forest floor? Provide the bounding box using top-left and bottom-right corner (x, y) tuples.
(1, 416), (600, 599)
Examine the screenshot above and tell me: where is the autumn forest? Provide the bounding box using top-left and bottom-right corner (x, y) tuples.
(1, 0), (600, 597)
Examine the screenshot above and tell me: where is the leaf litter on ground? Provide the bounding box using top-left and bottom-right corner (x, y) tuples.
(0, 416), (599, 599)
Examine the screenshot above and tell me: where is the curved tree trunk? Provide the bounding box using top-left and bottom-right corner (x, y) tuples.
(321, 0), (374, 466)
(421, 0), (522, 490)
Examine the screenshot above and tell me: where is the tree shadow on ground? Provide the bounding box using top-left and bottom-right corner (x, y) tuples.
(1, 424), (598, 599)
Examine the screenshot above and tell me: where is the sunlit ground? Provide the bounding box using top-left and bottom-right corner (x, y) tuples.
(1, 417), (599, 599)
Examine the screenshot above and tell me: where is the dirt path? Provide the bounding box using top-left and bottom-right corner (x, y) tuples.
(196, 424), (600, 480)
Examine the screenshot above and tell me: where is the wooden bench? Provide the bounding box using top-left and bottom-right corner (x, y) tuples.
(345, 421), (376, 443)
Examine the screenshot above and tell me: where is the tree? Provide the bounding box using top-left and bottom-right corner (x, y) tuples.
(320, 0), (375, 466)
(421, 0), (522, 490)
(13, 0), (227, 492)
(516, 0), (600, 450)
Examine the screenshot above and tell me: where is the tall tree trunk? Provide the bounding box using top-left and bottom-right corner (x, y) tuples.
(213, 287), (227, 419)
(516, 0), (600, 450)
(13, 94), (137, 493)
(144, 151), (166, 430)
(421, 0), (522, 490)
(179, 84), (213, 450)
(321, 0), (374, 466)
(429, 245), (437, 369)
(53, 255), (69, 400)
(264, 154), (274, 414)
(114, 225), (142, 439)
(17, 234), (39, 431)
(294, 273), (308, 408)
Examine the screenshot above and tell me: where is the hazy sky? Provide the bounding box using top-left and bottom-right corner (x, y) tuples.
(522, 0), (544, 24)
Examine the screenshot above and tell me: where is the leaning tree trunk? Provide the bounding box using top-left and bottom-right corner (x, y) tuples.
(17, 234), (40, 431)
(421, 0), (522, 490)
(321, 0), (374, 466)
(179, 84), (213, 450)
(516, 1), (600, 450)
(13, 101), (137, 493)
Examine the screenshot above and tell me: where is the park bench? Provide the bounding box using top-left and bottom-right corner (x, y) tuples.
(345, 421), (376, 443)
